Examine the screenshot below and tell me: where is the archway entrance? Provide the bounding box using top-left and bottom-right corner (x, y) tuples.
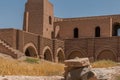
(97, 50), (116, 61)
(25, 46), (38, 57)
(68, 51), (84, 59)
(112, 23), (120, 36)
(57, 50), (65, 63)
(44, 49), (52, 61)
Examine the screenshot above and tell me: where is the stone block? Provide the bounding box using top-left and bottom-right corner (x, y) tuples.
(64, 58), (97, 80)
(64, 57), (90, 67)
(65, 67), (97, 80)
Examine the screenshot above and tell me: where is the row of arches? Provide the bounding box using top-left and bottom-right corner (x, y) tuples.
(24, 43), (65, 63)
(73, 23), (120, 38)
(67, 49), (117, 61)
(23, 43), (117, 62)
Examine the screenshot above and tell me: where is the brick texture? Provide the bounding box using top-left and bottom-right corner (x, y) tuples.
(0, 0), (120, 62)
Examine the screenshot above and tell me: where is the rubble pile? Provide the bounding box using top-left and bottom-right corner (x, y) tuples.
(64, 57), (97, 80)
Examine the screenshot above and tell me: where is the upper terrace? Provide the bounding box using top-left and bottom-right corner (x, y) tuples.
(54, 14), (120, 22)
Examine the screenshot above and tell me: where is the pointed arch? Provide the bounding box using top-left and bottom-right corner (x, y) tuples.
(96, 47), (117, 61)
(68, 51), (84, 59)
(97, 50), (117, 61)
(43, 46), (53, 61)
(57, 48), (65, 63)
(66, 48), (87, 60)
(24, 43), (38, 57)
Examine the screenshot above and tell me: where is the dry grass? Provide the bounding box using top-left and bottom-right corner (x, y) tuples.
(0, 57), (64, 76)
(91, 60), (117, 68)
(1, 56), (118, 76)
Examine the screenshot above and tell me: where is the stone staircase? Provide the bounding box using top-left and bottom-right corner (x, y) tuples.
(0, 39), (24, 58)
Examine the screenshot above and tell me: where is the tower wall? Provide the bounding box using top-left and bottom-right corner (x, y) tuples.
(23, 0), (54, 39)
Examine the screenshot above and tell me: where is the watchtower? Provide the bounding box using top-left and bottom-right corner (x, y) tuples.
(23, 0), (54, 39)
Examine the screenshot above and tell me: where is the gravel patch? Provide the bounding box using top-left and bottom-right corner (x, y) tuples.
(91, 66), (120, 80)
(92, 68), (115, 80)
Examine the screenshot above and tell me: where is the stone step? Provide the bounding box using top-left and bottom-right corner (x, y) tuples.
(4, 45), (10, 48)
(0, 39), (24, 58)
(2, 43), (6, 45)
(0, 41), (2, 43)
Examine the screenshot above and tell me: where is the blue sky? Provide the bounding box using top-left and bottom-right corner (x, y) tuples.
(0, 0), (120, 29)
